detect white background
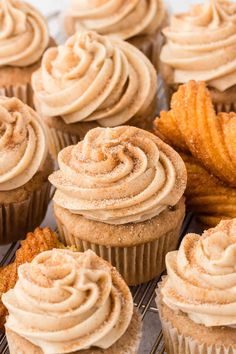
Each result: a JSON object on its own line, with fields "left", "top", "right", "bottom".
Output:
{"left": 28, "top": 0, "right": 236, "bottom": 17}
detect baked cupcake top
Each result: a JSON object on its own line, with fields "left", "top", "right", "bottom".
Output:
{"left": 2, "top": 249, "right": 134, "bottom": 353}
{"left": 0, "top": 0, "right": 49, "bottom": 67}
{"left": 161, "top": 219, "right": 236, "bottom": 327}
{"left": 49, "top": 126, "right": 187, "bottom": 224}
{"left": 0, "top": 97, "right": 47, "bottom": 191}
{"left": 65, "top": 0, "right": 165, "bottom": 39}
{"left": 161, "top": 0, "right": 236, "bottom": 91}
{"left": 32, "top": 31, "right": 157, "bottom": 127}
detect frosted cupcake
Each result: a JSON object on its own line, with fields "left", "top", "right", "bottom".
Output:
{"left": 3, "top": 249, "right": 142, "bottom": 354}
{"left": 157, "top": 219, "right": 236, "bottom": 354}
{"left": 160, "top": 0, "right": 236, "bottom": 112}
{"left": 32, "top": 31, "right": 158, "bottom": 159}
{"left": 0, "top": 0, "right": 53, "bottom": 107}
{"left": 49, "top": 126, "right": 187, "bottom": 285}
{"left": 0, "top": 97, "right": 53, "bottom": 244}
{"left": 64, "top": 0, "right": 166, "bottom": 70}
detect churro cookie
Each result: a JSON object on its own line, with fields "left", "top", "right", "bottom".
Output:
{"left": 154, "top": 80, "right": 236, "bottom": 227}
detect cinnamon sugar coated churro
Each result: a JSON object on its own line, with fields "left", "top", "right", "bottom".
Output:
{"left": 154, "top": 81, "right": 236, "bottom": 226}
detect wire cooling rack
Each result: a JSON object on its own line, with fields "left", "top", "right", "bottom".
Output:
{"left": 0, "top": 10, "right": 205, "bottom": 354}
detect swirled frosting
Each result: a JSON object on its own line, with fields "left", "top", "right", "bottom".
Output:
{"left": 0, "top": 97, "right": 47, "bottom": 191}
{"left": 0, "top": 0, "right": 49, "bottom": 67}
{"left": 2, "top": 249, "right": 133, "bottom": 353}
{"left": 32, "top": 31, "right": 157, "bottom": 126}
{"left": 161, "top": 219, "right": 236, "bottom": 327}
{"left": 161, "top": 0, "right": 236, "bottom": 91}
{"left": 49, "top": 126, "right": 186, "bottom": 224}
{"left": 65, "top": 0, "right": 165, "bottom": 39}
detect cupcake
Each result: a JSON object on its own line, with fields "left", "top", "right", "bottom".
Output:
{"left": 3, "top": 249, "right": 142, "bottom": 353}
{"left": 160, "top": 0, "right": 236, "bottom": 112}
{"left": 154, "top": 80, "right": 236, "bottom": 227}
{"left": 157, "top": 219, "right": 236, "bottom": 354}
{"left": 0, "top": 97, "right": 53, "bottom": 244}
{"left": 64, "top": 0, "right": 167, "bottom": 71}
{"left": 0, "top": 0, "right": 53, "bottom": 107}
{"left": 49, "top": 126, "right": 187, "bottom": 285}
{"left": 32, "top": 31, "right": 158, "bottom": 159}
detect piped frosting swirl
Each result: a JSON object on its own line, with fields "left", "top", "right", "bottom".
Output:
{"left": 32, "top": 31, "right": 157, "bottom": 126}
{"left": 0, "top": 0, "right": 49, "bottom": 67}
{"left": 161, "top": 0, "right": 236, "bottom": 91}
{"left": 49, "top": 126, "right": 187, "bottom": 225}
{"left": 2, "top": 249, "right": 133, "bottom": 353}
{"left": 162, "top": 219, "right": 236, "bottom": 327}
{"left": 0, "top": 97, "right": 47, "bottom": 191}
{"left": 66, "top": 0, "right": 165, "bottom": 39}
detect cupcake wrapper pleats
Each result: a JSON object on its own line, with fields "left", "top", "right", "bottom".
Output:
{"left": 56, "top": 216, "right": 184, "bottom": 286}
{"left": 159, "top": 317, "right": 234, "bottom": 354}
{"left": 156, "top": 284, "right": 234, "bottom": 354}
{"left": 0, "top": 83, "right": 34, "bottom": 108}
{"left": 44, "top": 124, "right": 80, "bottom": 160}
{"left": 43, "top": 97, "right": 157, "bottom": 160}
{"left": 0, "top": 181, "right": 51, "bottom": 244}
{"left": 214, "top": 101, "right": 236, "bottom": 113}
{"left": 130, "top": 30, "right": 164, "bottom": 71}
{"left": 163, "top": 82, "right": 236, "bottom": 114}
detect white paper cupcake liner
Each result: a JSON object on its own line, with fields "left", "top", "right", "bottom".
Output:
{"left": 213, "top": 101, "right": 236, "bottom": 113}
{"left": 156, "top": 281, "right": 236, "bottom": 354}
{"left": 0, "top": 83, "right": 34, "bottom": 108}
{"left": 160, "top": 318, "right": 235, "bottom": 354}
{"left": 130, "top": 30, "right": 164, "bottom": 71}
{"left": 43, "top": 124, "right": 80, "bottom": 159}
{"left": 43, "top": 99, "right": 157, "bottom": 160}
{"left": 162, "top": 81, "right": 236, "bottom": 115}
{"left": 0, "top": 181, "right": 51, "bottom": 244}
{"left": 56, "top": 216, "right": 183, "bottom": 286}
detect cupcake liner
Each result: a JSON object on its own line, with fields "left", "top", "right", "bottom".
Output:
{"left": 43, "top": 99, "right": 157, "bottom": 159}
{"left": 129, "top": 96, "right": 157, "bottom": 131}
{"left": 0, "top": 83, "right": 34, "bottom": 108}
{"left": 160, "top": 316, "right": 234, "bottom": 354}
{"left": 162, "top": 80, "right": 236, "bottom": 115}
{"left": 130, "top": 30, "right": 164, "bottom": 71}
{"left": 160, "top": 81, "right": 177, "bottom": 111}
{"left": 213, "top": 101, "right": 236, "bottom": 114}
{"left": 156, "top": 282, "right": 235, "bottom": 354}
{"left": 64, "top": 14, "right": 163, "bottom": 72}
{"left": 43, "top": 123, "right": 80, "bottom": 159}
{"left": 56, "top": 216, "right": 183, "bottom": 286}
{"left": 208, "top": 86, "right": 236, "bottom": 113}
{"left": 164, "top": 85, "right": 236, "bottom": 114}
{"left": 0, "top": 181, "right": 51, "bottom": 245}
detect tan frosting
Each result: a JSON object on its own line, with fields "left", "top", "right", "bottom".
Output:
{"left": 0, "top": 97, "right": 47, "bottom": 191}
{"left": 66, "top": 0, "right": 165, "bottom": 39}
{"left": 49, "top": 126, "right": 186, "bottom": 225}
{"left": 2, "top": 249, "right": 133, "bottom": 353}
{"left": 161, "top": 0, "right": 236, "bottom": 91}
{"left": 161, "top": 219, "right": 236, "bottom": 327}
{"left": 0, "top": 0, "right": 49, "bottom": 67}
{"left": 32, "top": 31, "right": 157, "bottom": 126}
